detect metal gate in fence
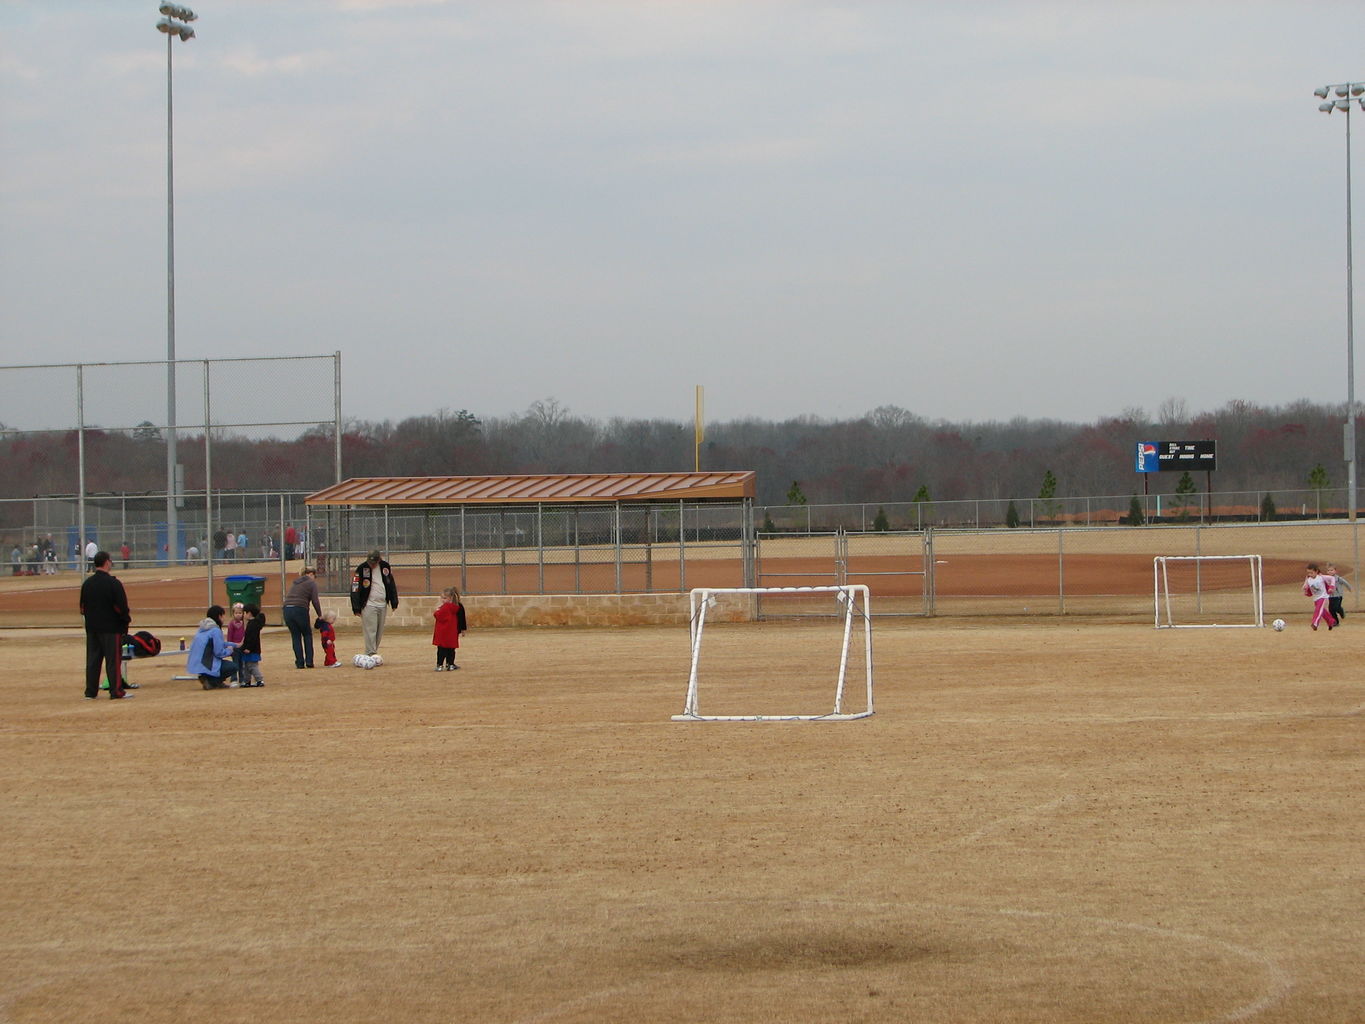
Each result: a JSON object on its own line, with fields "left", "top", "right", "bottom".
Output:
{"left": 755, "top": 527, "right": 930, "bottom": 617}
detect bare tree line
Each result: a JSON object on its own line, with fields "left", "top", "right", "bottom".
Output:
{"left": 0, "top": 396, "right": 1351, "bottom": 508}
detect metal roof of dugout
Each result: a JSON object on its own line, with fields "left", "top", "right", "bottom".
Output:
{"left": 304, "top": 472, "right": 759, "bottom": 594}
{"left": 305, "top": 471, "right": 757, "bottom": 506}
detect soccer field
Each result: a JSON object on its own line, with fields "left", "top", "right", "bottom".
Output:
{"left": 2, "top": 619, "right": 1361, "bottom": 1023}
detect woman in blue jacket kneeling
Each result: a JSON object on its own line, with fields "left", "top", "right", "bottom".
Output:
{"left": 187, "top": 605, "right": 240, "bottom": 690}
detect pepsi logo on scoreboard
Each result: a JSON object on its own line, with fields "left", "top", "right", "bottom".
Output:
{"left": 1135, "top": 440, "right": 1216, "bottom": 473}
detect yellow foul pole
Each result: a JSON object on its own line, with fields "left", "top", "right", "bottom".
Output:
{"left": 694, "top": 385, "right": 704, "bottom": 472}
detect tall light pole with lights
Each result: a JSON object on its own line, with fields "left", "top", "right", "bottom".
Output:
{"left": 156, "top": 3, "right": 195, "bottom": 563}
{"left": 1315, "top": 80, "right": 1365, "bottom": 522}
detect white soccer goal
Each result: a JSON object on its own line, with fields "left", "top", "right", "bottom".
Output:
{"left": 1153, "top": 555, "right": 1264, "bottom": 629}
{"left": 672, "top": 585, "right": 875, "bottom": 722}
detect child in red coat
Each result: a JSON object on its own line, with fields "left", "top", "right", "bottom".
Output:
{"left": 432, "top": 587, "right": 468, "bottom": 671}
{"left": 317, "top": 609, "right": 339, "bottom": 666}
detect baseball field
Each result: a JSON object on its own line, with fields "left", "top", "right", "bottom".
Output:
{"left": 2, "top": 607, "right": 1360, "bottom": 1022}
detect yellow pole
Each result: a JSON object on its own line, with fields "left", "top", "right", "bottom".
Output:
{"left": 694, "top": 385, "right": 704, "bottom": 472}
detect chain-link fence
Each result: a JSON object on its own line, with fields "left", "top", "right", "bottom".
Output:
{"left": 760, "top": 488, "right": 1355, "bottom": 532}
{"left": 310, "top": 501, "right": 755, "bottom": 599}
{"left": 0, "top": 355, "right": 341, "bottom": 566}
{"left": 750, "top": 520, "right": 1359, "bottom": 621}
{"left": 2, "top": 481, "right": 1359, "bottom": 626}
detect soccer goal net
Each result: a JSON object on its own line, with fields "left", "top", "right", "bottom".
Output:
{"left": 672, "top": 585, "right": 875, "bottom": 722}
{"left": 1153, "top": 555, "right": 1264, "bottom": 629}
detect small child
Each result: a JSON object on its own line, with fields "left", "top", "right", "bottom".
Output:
{"left": 432, "top": 587, "right": 468, "bottom": 671}
{"left": 224, "top": 603, "right": 247, "bottom": 683}
{"left": 1324, "top": 563, "right": 1351, "bottom": 625}
{"left": 1303, "top": 564, "right": 1338, "bottom": 632}
{"left": 238, "top": 604, "right": 267, "bottom": 686}
{"left": 318, "top": 609, "right": 339, "bottom": 667}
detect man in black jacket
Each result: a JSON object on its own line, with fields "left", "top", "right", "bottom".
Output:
{"left": 350, "top": 549, "right": 399, "bottom": 657}
{"left": 80, "top": 551, "right": 132, "bottom": 700}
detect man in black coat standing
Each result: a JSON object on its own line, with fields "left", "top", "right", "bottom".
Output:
{"left": 80, "top": 551, "right": 132, "bottom": 700}
{"left": 350, "top": 549, "right": 399, "bottom": 658}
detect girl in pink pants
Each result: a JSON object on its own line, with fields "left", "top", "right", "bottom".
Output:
{"left": 1304, "top": 564, "right": 1338, "bottom": 631}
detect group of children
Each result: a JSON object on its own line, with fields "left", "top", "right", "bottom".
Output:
{"left": 190, "top": 589, "right": 470, "bottom": 688}
{"left": 1304, "top": 562, "right": 1351, "bottom": 631}
{"left": 187, "top": 602, "right": 266, "bottom": 689}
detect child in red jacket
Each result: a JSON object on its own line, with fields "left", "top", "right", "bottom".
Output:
{"left": 432, "top": 587, "right": 468, "bottom": 671}
{"left": 317, "top": 609, "right": 339, "bottom": 666}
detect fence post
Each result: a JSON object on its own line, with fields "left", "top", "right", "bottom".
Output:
{"left": 924, "top": 527, "right": 935, "bottom": 616}
{"left": 614, "top": 503, "right": 623, "bottom": 593}
{"left": 1058, "top": 528, "right": 1065, "bottom": 615}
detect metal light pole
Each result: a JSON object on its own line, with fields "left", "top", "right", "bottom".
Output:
{"left": 157, "top": 3, "right": 196, "bottom": 564}
{"left": 1316, "top": 80, "right": 1365, "bottom": 522}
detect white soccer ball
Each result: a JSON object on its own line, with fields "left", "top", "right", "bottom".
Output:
{"left": 1272, "top": 618, "right": 1286, "bottom": 632}
{"left": 353, "top": 653, "right": 368, "bottom": 667}
{"left": 370, "top": 654, "right": 383, "bottom": 667}
{"left": 363, "top": 655, "right": 378, "bottom": 669}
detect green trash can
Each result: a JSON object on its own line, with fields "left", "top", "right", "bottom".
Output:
{"left": 224, "top": 574, "right": 266, "bottom": 608}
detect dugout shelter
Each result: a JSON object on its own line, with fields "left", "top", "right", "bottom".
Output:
{"left": 304, "top": 471, "right": 758, "bottom": 597}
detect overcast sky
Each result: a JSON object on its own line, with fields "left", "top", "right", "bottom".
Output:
{"left": 3, "top": 1, "right": 1364, "bottom": 433}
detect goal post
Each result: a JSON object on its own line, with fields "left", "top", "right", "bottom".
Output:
{"left": 1153, "top": 555, "right": 1264, "bottom": 629}
{"left": 672, "top": 585, "right": 875, "bottom": 722}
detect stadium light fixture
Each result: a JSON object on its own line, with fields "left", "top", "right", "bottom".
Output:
{"left": 157, "top": 3, "right": 197, "bottom": 564}
{"left": 1315, "top": 80, "right": 1365, "bottom": 524}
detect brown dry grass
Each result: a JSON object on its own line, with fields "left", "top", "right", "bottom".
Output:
{"left": 2, "top": 617, "right": 1362, "bottom": 1023}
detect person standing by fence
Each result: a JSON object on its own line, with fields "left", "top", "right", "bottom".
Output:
{"left": 80, "top": 551, "right": 131, "bottom": 700}
{"left": 283, "top": 566, "right": 322, "bottom": 668}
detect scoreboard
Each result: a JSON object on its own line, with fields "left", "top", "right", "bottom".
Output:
{"left": 1135, "top": 440, "right": 1217, "bottom": 473}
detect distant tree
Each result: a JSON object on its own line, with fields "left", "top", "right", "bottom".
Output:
{"left": 1038, "top": 469, "right": 1060, "bottom": 520}
{"left": 866, "top": 405, "right": 919, "bottom": 430}
{"left": 786, "top": 481, "right": 807, "bottom": 506}
{"left": 1005, "top": 500, "right": 1020, "bottom": 529}
{"left": 873, "top": 507, "right": 890, "bottom": 532}
{"left": 1308, "top": 463, "right": 1330, "bottom": 516}
{"left": 133, "top": 421, "right": 162, "bottom": 441}
{"left": 527, "top": 397, "right": 568, "bottom": 429}
{"left": 1126, "top": 495, "right": 1146, "bottom": 526}
{"left": 1260, "top": 493, "right": 1277, "bottom": 522}
{"left": 1158, "top": 396, "right": 1189, "bottom": 429}
{"left": 912, "top": 484, "right": 930, "bottom": 503}
{"left": 1174, "top": 471, "right": 1198, "bottom": 520}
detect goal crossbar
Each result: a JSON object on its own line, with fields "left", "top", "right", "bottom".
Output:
{"left": 672, "top": 585, "right": 875, "bottom": 722}
{"left": 1153, "top": 554, "right": 1264, "bottom": 629}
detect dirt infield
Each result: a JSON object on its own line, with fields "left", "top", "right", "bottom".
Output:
{"left": 2, "top": 618, "right": 1361, "bottom": 1022}
{"left": 0, "top": 552, "right": 1313, "bottom": 628}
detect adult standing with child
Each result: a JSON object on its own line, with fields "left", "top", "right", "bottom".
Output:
{"left": 351, "top": 549, "right": 399, "bottom": 658}
{"left": 283, "top": 565, "right": 323, "bottom": 668}
{"left": 80, "top": 551, "right": 132, "bottom": 700}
